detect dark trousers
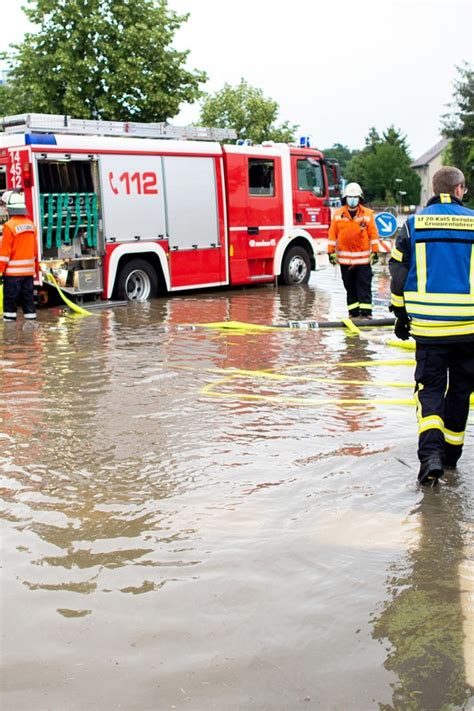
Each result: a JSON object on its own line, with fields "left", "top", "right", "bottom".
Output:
{"left": 415, "top": 342, "right": 474, "bottom": 465}
{"left": 340, "top": 264, "right": 373, "bottom": 317}
{"left": 2, "top": 276, "right": 36, "bottom": 321}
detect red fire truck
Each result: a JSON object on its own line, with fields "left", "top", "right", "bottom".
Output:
{"left": 0, "top": 113, "right": 340, "bottom": 303}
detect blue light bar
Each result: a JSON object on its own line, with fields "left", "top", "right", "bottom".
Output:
{"left": 25, "top": 133, "right": 57, "bottom": 145}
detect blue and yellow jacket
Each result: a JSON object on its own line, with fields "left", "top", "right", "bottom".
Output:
{"left": 389, "top": 194, "right": 474, "bottom": 343}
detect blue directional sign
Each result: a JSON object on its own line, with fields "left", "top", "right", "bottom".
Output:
{"left": 375, "top": 212, "right": 398, "bottom": 238}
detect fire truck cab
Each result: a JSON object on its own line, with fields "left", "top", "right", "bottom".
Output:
{"left": 0, "top": 114, "right": 340, "bottom": 303}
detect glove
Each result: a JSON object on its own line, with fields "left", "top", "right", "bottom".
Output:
{"left": 328, "top": 253, "right": 337, "bottom": 266}
{"left": 370, "top": 253, "right": 379, "bottom": 265}
{"left": 389, "top": 304, "right": 407, "bottom": 317}
{"left": 394, "top": 315, "right": 411, "bottom": 340}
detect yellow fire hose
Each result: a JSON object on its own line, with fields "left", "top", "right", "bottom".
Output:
{"left": 199, "top": 319, "right": 416, "bottom": 350}
{"left": 42, "top": 272, "right": 93, "bottom": 316}
{"left": 1, "top": 274, "right": 93, "bottom": 317}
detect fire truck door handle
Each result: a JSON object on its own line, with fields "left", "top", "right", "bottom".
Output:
{"left": 295, "top": 212, "right": 304, "bottom": 223}
{"left": 247, "top": 227, "right": 259, "bottom": 235}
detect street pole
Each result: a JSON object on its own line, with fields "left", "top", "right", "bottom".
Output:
{"left": 395, "top": 178, "right": 403, "bottom": 213}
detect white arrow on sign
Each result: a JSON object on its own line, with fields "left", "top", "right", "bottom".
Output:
{"left": 377, "top": 217, "right": 394, "bottom": 233}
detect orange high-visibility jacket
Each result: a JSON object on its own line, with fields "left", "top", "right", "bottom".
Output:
{"left": 0, "top": 216, "right": 39, "bottom": 277}
{"left": 328, "top": 204, "right": 379, "bottom": 265}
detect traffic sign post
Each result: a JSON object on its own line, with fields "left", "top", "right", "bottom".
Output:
{"left": 375, "top": 211, "right": 398, "bottom": 238}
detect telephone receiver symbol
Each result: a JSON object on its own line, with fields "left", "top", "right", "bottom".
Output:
{"left": 108, "top": 171, "right": 119, "bottom": 195}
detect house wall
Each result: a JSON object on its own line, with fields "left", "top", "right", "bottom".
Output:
{"left": 413, "top": 151, "right": 446, "bottom": 207}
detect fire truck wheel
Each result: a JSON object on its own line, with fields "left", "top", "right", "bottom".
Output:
{"left": 116, "top": 259, "right": 159, "bottom": 301}
{"left": 281, "top": 246, "right": 311, "bottom": 285}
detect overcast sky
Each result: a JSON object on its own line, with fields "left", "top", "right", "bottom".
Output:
{"left": 1, "top": 0, "right": 472, "bottom": 159}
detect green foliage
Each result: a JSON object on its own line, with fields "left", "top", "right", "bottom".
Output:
{"left": 345, "top": 125, "right": 420, "bottom": 205}
{"left": 441, "top": 62, "right": 473, "bottom": 205}
{"left": 382, "top": 125, "right": 410, "bottom": 152}
{"left": 0, "top": 83, "right": 17, "bottom": 117}
{"left": 199, "top": 79, "right": 298, "bottom": 144}
{"left": 364, "top": 126, "right": 381, "bottom": 153}
{"left": 320, "top": 143, "right": 358, "bottom": 175}
{"left": 0, "top": 0, "right": 207, "bottom": 121}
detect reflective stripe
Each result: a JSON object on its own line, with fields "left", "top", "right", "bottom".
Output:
{"left": 338, "top": 258, "right": 370, "bottom": 265}
{"left": 444, "top": 428, "right": 465, "bottom": 445}
{"left": 327, "top": 240, "right": 336, "bottom": 246}
{"left": 412, "top": 318, "right": 473, "bottom": 326}
{"left": 391, "top": 293, "right": 405, "bottom": 307}
{"left": 418, "top": 415, "right": 444, "bottom": 434}
{"left": 415, "top": 243, "right": 427, "bottom": 293}
{"left": 3, "top": 312, "right": 17, "bottom": 318}
{"left": 405, "top": 304, "right": 474, "bottom": 317}
{"left": 4, "top": 269, "right": 36, "bottom": 276}
{"left": 414, "top": 388, "right": 422, "bottom": 423}
{"left": 8, "top": 259, "right": 35, "bottom": 266}
{"left": 404, "top": 291, "right": 474, "bottom": 304}
{"left": 411, "top": 321, "right": 474, "bottom": 337}
{"left": 370, "top": 239, "right": 379, "bottom": 245}
{"left": 338, "top": 250, "right": 370, "bottom": 257}
{"left": 471, "top": 245, "right": 474, "bottom": 295}
{"left": 348, "top": 302, "right": 360, "bottom": 310}
{"left": 24, "top": 313, "right": 37, "bottom": 320}
{"left": 359, "top": 303, "right": 372, "bottom": 309}
{"left": 391, "top": 247, "right": 403, "bottom": 262}
{"left": 0, "top": 256, "right": 9, "bottom": 263}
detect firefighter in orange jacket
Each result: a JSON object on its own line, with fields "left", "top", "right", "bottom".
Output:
{"left": 0, "top": 190, "right": 39, "bottom": 322}
{"left": 328, "top": 182, "right": 380, "bottom": 318}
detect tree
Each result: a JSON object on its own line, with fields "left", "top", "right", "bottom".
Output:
{"left": 364, "top": 127, "right": 381, "bottom": 153}
{"left": 382, "top": 125, "right": 410, "bottom": 153}
{"left": 199, "top": 79, "right": 298, "bottom": 144}
{"left": 345, "top": 126, "right": 421, "bottom": 205}
{"left": 0, "top": 83, "right": 17, "bottom": 117}
{"left": 320, "top": 143, "right": 358, "bottom": 176}
{"left": 441, "top": 62, "right": 473, "bottom": 204}
{"left": 0, "top": 0, "right": 207, "bottom": 122}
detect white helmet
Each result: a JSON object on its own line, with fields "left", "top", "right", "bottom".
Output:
{"left": 1, "top": 189, "right": 27, "bottom": 216}
{"left": 342, "top": 182, "right": 363, "bottom": 199}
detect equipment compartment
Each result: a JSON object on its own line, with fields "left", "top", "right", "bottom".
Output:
{"left": 37, "top": 157, "right": 104, "bottom": 298}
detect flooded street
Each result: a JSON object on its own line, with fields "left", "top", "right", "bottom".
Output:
{"left": 1, "top": 265, "right": 473, "bottom": 711}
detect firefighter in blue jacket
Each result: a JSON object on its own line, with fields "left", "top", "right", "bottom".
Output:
{"left": 389, "top": 166, "right": 474, "bottom": 486}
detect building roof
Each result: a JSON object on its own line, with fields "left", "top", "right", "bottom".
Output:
{"left": 411, "top": 138, "right": 450, "bottom": 168}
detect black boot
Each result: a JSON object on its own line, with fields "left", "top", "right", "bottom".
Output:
{"left": 418, "top": 456, "right": 444, "bottom": 487}
{"left": 444, "top": 457, "right": 459, "bottom": 470}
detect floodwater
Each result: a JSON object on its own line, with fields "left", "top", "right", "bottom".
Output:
{"left": 1, "top": 266, "right": 473, "bottom": 711}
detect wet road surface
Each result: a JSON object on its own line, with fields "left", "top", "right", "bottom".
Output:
{"left": 1, "top": 265, "right": 473, "bottom": 710}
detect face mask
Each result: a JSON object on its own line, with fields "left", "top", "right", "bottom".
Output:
{"left": 346, "top": 197, "right": 359, "bottom": 208}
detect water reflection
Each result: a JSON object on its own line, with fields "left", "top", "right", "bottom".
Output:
{"left": 372, "top": 474, "right": 474, "bottom": 709}
{"left": 1, "top": 270, "right": 472, "bottom": 709}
